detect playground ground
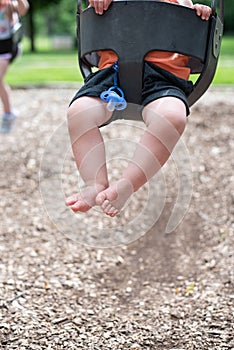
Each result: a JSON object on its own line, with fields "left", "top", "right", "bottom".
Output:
{"left": 0, "top": 86, "right": 233, "bottom": 349}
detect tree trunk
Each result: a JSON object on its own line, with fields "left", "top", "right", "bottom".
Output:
{"left": 28, "top": 1, "right": 36, "bottom": 52}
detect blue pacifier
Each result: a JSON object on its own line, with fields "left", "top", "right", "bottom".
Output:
{"left": 100, "top": 86, "right": 127, "bottom": 112}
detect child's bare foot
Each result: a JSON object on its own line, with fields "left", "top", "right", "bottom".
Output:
{"left": 66, "top": 184, "right": 107, "bottom": 212}
{"left": 95, "top": 179, "right": 134, "bottom": 217}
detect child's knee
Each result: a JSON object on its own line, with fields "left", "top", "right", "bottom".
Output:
{"left": 67, "top": 96, "right": 110, "bottom": 127}
{"left": 67, "top": 98, "right": 96, "bottom": 138}
{"left": 143, "top": 99, "right": 187, "bottom": 135}
{"left": 165, "top": 110, "right": 187, "bottom": 135}
{"left": 67, "top": 98, "right": 93, "bottom": 139}
{"left": 67, "top": 96, "right": 113, "bottom": 140}
{"left": 67, "top": 104, "right": 75, "bottom": 121}
{"left": 67, "top": 98, "right": 86, "bottom": 122}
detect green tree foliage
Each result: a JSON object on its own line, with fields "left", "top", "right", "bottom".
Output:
{"left": 221, "top": 0, "right": 234, "bottom": 34}
{"left": 28, "top": 0, "right": 62, "bottom": 10}
{"left": 27, "top": 0, "right": 63, "bottom": 51}
{"left": 35, "top": 0, "right": 77, "bottom": 37}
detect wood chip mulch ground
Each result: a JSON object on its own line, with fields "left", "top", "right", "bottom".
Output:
{"left": 0, "top": 86, "right": 233, "bottom": 349}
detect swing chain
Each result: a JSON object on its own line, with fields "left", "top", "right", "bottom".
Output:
{"left": 211, "top": 0, "right": 224, "bottom": 22}
{"left": 211, "top": 0, "right": 216, "bottom": 16}
{"left": 77, "top": 0, "right": 89, "bottom": 14}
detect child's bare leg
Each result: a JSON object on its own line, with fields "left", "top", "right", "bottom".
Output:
{"left": 96, "top": 97, "right": 187, "bottom": 216}
{"left": 66, "top": 96, "right": 112, "bottom": 212}
{"left": 0, "top": 59, "right": 11, "bottom": 113}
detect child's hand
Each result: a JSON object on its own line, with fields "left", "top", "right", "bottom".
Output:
{"left": 193, "top": 4, "right": 212, "bottom": 20}
{"left": 89, "top": 0, "right": 113, "bottom": 15}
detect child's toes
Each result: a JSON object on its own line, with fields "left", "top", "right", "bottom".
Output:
{"left": 96, "top": 192, "right": 107, "bottom": 206}
{"left": 65, "top": 195, "right": 79, "bottom": 206}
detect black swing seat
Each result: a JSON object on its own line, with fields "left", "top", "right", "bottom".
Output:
{"left": 77, "top": 0, "right": 224, "bottom": 111}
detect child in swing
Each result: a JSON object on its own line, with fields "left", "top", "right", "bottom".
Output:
{"left": 0, "top": 0, "right": 29, "bottom": 134}
{"left": 66, "top": 0, "right": 211, "bottom": 217}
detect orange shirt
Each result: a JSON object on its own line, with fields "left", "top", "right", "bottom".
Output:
{"left": 98, "top": 0, "right": 191, "bottom": 80}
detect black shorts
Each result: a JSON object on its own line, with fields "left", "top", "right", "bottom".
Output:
{"left": 70, "top": 61, "right": 194, "bottom": 118}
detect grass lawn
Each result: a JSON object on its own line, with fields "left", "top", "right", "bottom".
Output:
{"left": 6, "top": 36, "right": 234, "bottom": 87}
{"left": 212, "top": 36, "right": 234, "bottom": 84}
{"left": 6, "top": 37, "right": 83, "bottom": 86}
{"left": 7, "top": 51, "right": 82, "bottom": 85}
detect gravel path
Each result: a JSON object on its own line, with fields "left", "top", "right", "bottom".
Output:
{"left": 0, "top": 86, "right": 233, "bottom": 349}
